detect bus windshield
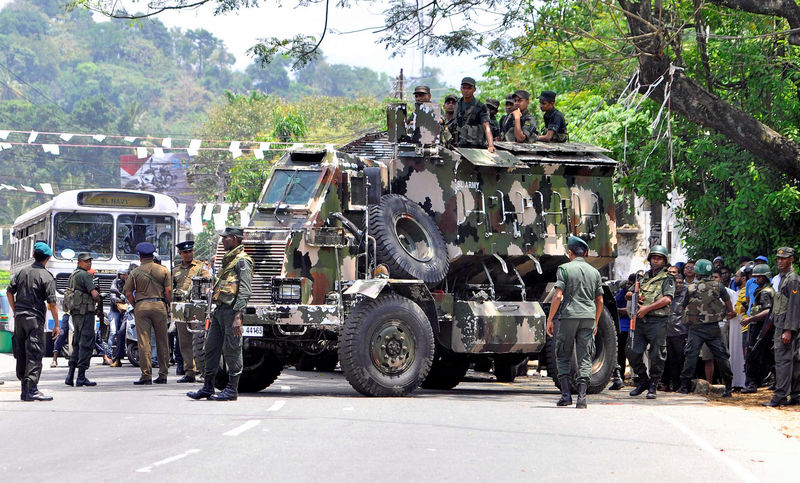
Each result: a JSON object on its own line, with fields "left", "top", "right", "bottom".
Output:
{"left": 54, "top": 213, "right": 114, "bottom": 260}
{"left": 260, "top": 170, "right": 321, "bottom": 206}
{"left": 117, "top": 215, "right": 175, "bottom": 261}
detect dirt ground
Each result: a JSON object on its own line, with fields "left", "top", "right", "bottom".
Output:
{"left": 707, "top": 388, "right": 800, "bottom": 440}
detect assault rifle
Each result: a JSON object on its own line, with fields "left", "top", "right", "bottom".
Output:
{"left": 629, "top": 272, "right": 642, "bottom": 331}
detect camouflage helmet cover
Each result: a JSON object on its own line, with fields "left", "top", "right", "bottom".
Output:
{"left": 647, "top": 245, "right": 669, "bottom": 263}
{"left": 694, "top": 258, "right": 713, "bottom": 276}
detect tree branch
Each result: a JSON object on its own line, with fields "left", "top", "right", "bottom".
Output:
{"left": 708, "top": 0, "right": 800, "bottom": 44}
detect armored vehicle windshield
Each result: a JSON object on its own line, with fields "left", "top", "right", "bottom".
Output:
{"left": 260, "top": 169, "right": 323, "bottom": 207}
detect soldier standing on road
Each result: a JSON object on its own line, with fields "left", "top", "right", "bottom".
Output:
{"left": 454, "top": 77, "right": 495, "bottom": 152}
{"left": 188, "top": 227, "right": 253, "bottom": 402}
{"left": 502, "top": 90, "right": 538, "bottom": 143}
{"left": 740, "top": 263, "right": 775, "bottom": 394}
{"left": 626, "top": 245, "right": 675, "bottom": 399}
{"left": 537, "top": 91, "right": 569, "bottom": 143}
{"left": 64, "top": 252, "right": 101, "bottom": 388}
{"left": 7, "top": 242, "right": 59, "bottom": 401}
{"left": 485, "top": 98, "right": 501, "bottom": 140}
{"left": 676, "top": 259, "right": 735, "bottom": 397}
{"left": 172, "top": 240, "right": 210, "bottom": 383}
{"left": 124, "top": 242, "right": 172, "bottom": 385}
{"left": 763, "top": 247, "right": 800, "bottom": 407}
{"left": 546, "top": 236, "right": 604, "bottom": 409}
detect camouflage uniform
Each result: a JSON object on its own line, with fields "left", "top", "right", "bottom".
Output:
{"left": 502, "top": 109, "right": 538, "bottom": 143}
{"left": 173, "top": 258, "right": 209, "bottom": 379}
{"left": 626, "top": 267, "right": 675, "bottom": 386}
{"left": 679, "top": 275, "right": 733, "bottom": 384}
{"left": 454, "top": 97, "right": 490, "bottom": 148}
{"left": 553, "top": 256, "right": 603, "bottom": 384}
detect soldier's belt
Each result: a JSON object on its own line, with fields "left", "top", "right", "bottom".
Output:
{"left": 137, "top": 298, "right": 165, "bottom": 303}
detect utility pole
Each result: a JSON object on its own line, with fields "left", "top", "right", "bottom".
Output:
{"left": 393, "top": 69, "right": 404, "bottom": 99}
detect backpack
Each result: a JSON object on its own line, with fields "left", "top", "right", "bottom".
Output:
{"left": 62, "top": 271, "right": 78, "bottom": 313}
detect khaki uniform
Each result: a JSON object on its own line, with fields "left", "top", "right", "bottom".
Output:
{"left": 124, "top": 260, "right": 171, "bottom": 379}
{"left": 205, "top": 245, "right": 253, "bottom": 379}
{"left": 626, "top": 267, "right": 675, "bottom": 384}
{"left": 173, "top": 259, "right": 209, "bottom": 377}
{"left": 553, "top": 256, "right": 603, "bottom": 384}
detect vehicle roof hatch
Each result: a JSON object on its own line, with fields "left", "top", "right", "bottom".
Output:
{"left": 455, "top": 148, "right": 527, "bottom": 168}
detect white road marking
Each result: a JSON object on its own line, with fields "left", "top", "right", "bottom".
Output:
{"left": 652, "top": 412, "right": 759, "bottom": 483}
{"left": 223, "top": 420, "right": 261, "bottom": 436}
{"left": 343, "top": 407, "right": 354, "bottom": 411}
{"left": 280, "top": 385, "right": 291, "bottom": 392}
{"left": 135, "top": 449, "right": 200, "bottom": 473}
{"left": 267, "top": 401, "right": 286, "bottom": 412}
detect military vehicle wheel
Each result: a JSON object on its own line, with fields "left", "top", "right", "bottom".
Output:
{"left": 339, "top": 294, "right": 434, "bottom": 396}
{"left": 421, "top": 348, "right": 469, "bottom": 390}
{"left": 126, "top": 342, "right": 140, "bottom": 368}
{"left": 215, "top": 351, "right": 283, "bottom": 393}
{"left": 370, "top": 194, "right": 449, "bottom": 285}
{"left": 546, "top": 307, "right": 616, "bottom": 394}
{"left": 493, "top": 354, "right": 528, "bottom": 383}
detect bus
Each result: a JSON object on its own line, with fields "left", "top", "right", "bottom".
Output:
{"left": 10, "top": 189, "right": 180, "bottom": 334}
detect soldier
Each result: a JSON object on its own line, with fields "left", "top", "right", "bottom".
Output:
{"left": 454, "top": 77, "right": 495, "bottom": 152}
{"left": 172, "top": 240, "right": 210, "bottom": 383}
{"left": 626, "top": 245, "right": 675, "bottom": 399}
{"left": 441, "top": 94, "right": 458, "bottom": 147}
{"left": 64, "top": 252, "right": 101, "bottom": 388}
{"left": 124, "top": 242, "right": 172, "bottom": 385}
{"left": 188, "top": 227, "right": 253, "bottom": 401}
{"left": 537, "top": 90, "right": 569, "bottom": 142}
{"left": 502, "top": 89, "right": 538, "bottom": 143}
{"left": 676, "top": 259, "right": 735, "bottom": 397}
{"left": 740, "top": 263, "right": 775, "bottom": 393}
{"left": 413, "top": 85, "right": 431, "bottom": 103}
{"left": 546, "top": 236, "right": 603, "bottom": 409}
{"left": 7, "top": 242, "right": 59, "bottom": 401}
{"left": 763, "top": 247, "right": 800, "bottom": 407}
{"left": 485, "top": 98, "right": 501, "bottom": 140}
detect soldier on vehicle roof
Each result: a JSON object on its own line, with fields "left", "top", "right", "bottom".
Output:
{"left": 537, "top": 90, "right": 569, "bottom": 143}
{"left": 484, "top": 98, "right": 501, "bottom": 141}
{"left": 441, "top": 94, "right": 458, "bottom": 147}
{"left": 546, "top": 236, "right": 604, "bottom": 409}
{"left": 502, "top": 89, "right": 538, "bottom": 143}
{"left": 413, "top": 85, "right": 431, "bottom": 103}
{"left": 454, "top": 77, "right": 495, "bottom": 152}
{"left": 173, "top": 240, "right": 210, "bottom": 383}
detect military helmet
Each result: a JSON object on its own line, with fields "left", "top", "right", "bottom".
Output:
{"left": 647, "top": 245, "right": 669, "bottom": 263}
{"left": 694, "top": 258, "right": 713, "bottom": 276}
{"left": 752, "top": 264, "right": 771, "bottom": 277}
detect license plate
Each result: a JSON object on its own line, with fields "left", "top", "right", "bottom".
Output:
{"left": 242, "top": 325, "right": 264, "bottom": 337}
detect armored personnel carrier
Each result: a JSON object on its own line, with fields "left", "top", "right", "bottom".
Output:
{"left": 173, "top": 103, "right": 620, "bottom": 396}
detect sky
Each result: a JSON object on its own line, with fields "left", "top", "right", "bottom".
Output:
{"left": 0, "top": 0, "right": 489, "bottom": 88}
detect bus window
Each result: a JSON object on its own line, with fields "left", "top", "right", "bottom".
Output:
{"left": 116, "top": 215, "right": 175, "bottom": 261}
{"left": 54, "top": 213, "right": 114, "bottom": 260}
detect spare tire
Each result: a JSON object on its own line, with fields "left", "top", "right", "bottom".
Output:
{"left": 370, "top": 194, "right": 449, "bottom": 285}
{"left": 546, "top": 307, "right": 617, "bottom": 394}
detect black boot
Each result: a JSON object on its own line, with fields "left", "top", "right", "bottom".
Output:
{"left": 211, "top": 375, "right": 239, "bottom": 401}
{"left": 629, "top": 378, "right": 649, "bottom": 396}
{"left": 26, "top": 385, "right": 53, "bottom": 401}
{"left": 76, "top": 368, "right": 96, "bottom": 387}
{"left": 556, "top": 377, "right": 572, "bottom": 407}
{"left": 64, "top": 364, "right": 76, "bottom": 386}
{"left": 722, "top": 380, "right": 732, "bottom": 398}
{"left": 177, "top": 374, "right": 196, "bottom": 383}
{"left": 20, "top": 379, "right": 28, "bottom": 401}
{"left": 677, "top": 378, "right": 691, "bottom": 394}
{"left": 646, "top": 378, "right": 659, "bottom": 399}
{"left": 187, "top": 375, "right": 215, "bottom": 400}
{"left": 740, "top": 383, "right": 758, "bottom": 394}
{"left": 576, "top": 382, "right": 588, "bottom": 409}
{"left": 609, "top": 368, "right": 625, "bottom": 390}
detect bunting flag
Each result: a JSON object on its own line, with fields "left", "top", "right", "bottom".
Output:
{"left": 202, "top": 203, "right": 214, "bottom": 221}
{"left": 190, "top": 204, "right": 203, "bottom": 235}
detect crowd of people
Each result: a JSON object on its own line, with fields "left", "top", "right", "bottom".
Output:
{"left": 607, "top": 247, "right": 800, "bottom": 407}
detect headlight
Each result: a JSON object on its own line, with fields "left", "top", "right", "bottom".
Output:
{"left": 272, "top": 278, "right": 302, "bottom": 304}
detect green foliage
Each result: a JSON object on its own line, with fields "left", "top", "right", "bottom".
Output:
{"left": 192, "top": 223, "right": 218, "bottom": 262}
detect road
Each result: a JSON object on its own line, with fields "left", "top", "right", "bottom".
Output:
{"left": 1, "top": 355, "right": 798, "bottom": 482}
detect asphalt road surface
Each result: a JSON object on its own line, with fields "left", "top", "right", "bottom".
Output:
{"left": 1, "top": 357, "right": 798, "bottom": 482}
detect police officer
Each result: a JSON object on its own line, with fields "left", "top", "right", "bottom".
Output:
{"left": 626, "top": 245, "right": 675, "bottom": 399}
{"left": 741, "top": 263, "right": 775, "bottom": 393}
{"left": 502, "top": 89, "right": 538, "bottom": 143}
{"left": 485, "top": 98, "right": 501, "bottom": 140}
{"left": 676, "top": 259, "right": 735, "bottom": 397}
{"left": 537, "top": 91, "right": 569, "bottom": 142}
{"left": 454, "top": 77, "right": 495, "bottom": 152}
{"left": 172, "top": 240, "right": 210, "bottom": 383}
{"left": 124, "top": 242, "right": 172, "bottom": 385}
{"left": 763, "top": 247, "right": 800, "bottom": 407}
{"left": 546, "top": 236, "right": 603, "bottom": 408}
{"left": 7, "top": 242, "right": 59, "bottom": 401}
{"left": 188, "top": 227, "right": 253, "bottom": 401}
{"left": 64, "top": 252, "right": 101, "bottom": 388}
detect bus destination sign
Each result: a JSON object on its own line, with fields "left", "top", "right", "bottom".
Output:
{"left": 78, "top": 191, "right": 155, "bottom": 208}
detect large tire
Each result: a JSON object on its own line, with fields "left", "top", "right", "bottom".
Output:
{"left": 421, "top": 348, "right": 469, "bottom": 390}
{"left": 126, "top": 342, "right": 140, "bottom": 368}
{"left": 339, "top": 294, "right": 435, "bottom": 396}
{"left": 214, "top": 350, "right": 283, "bottom": 393}
{"left": 493, "top": 354, "right": 528, "bottom": 383}
{"left": 370, "top": 194, "right": 449, "bottom": 285}
{"left": 546, "top": 307, "right": 617, "bottom": 394}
